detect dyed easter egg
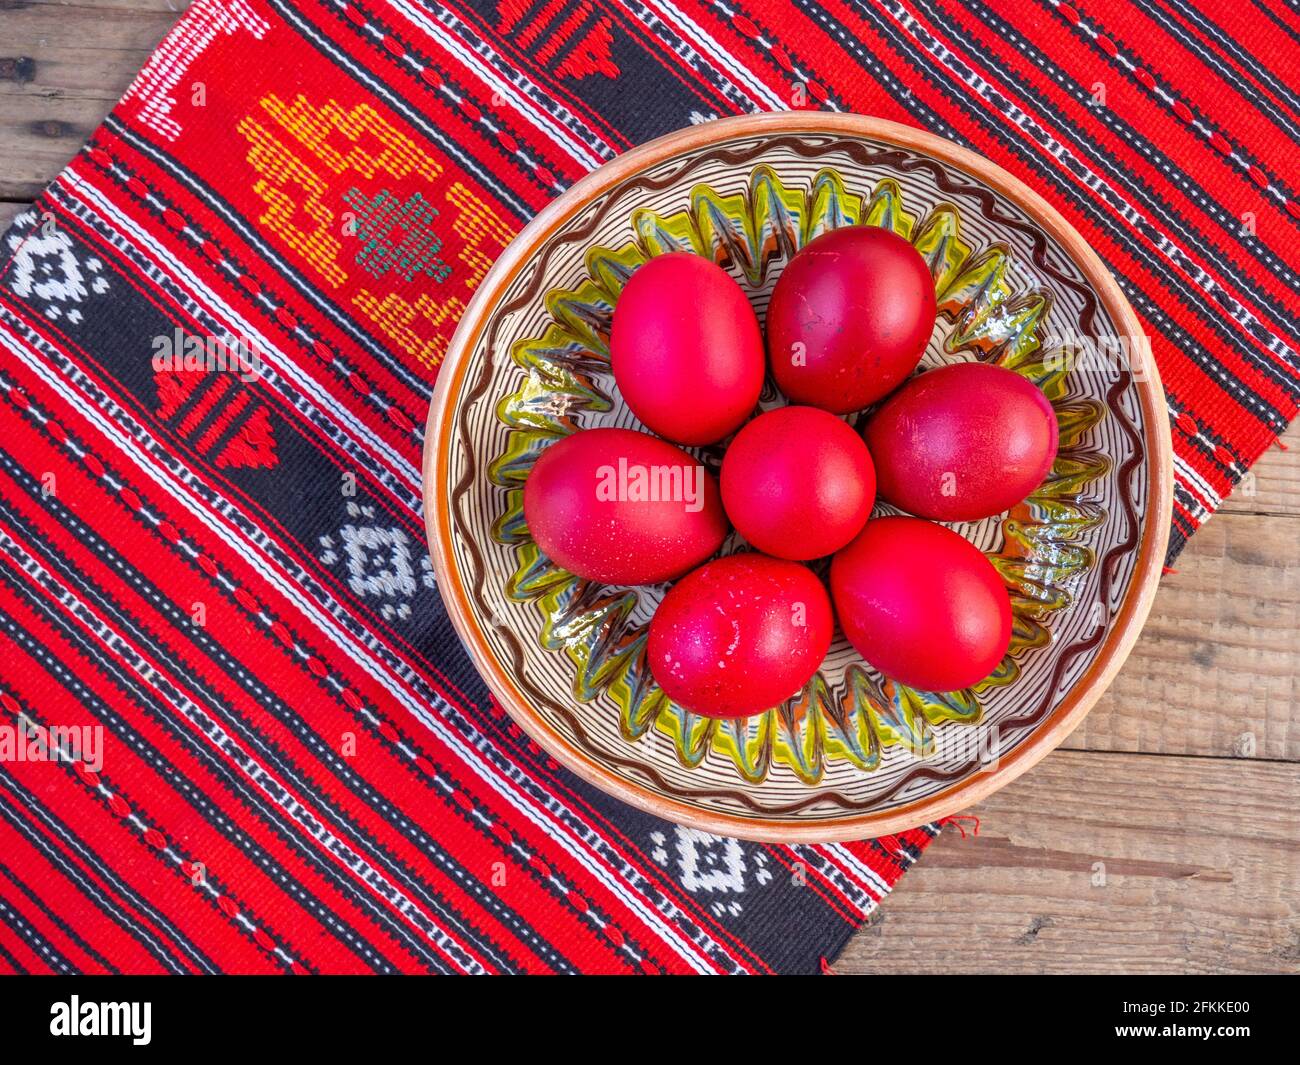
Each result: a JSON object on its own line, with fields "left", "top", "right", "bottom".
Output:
{"left": 610, "top": 252, "right": 764, "bottom": 445}
{"left": 648, "top": 553, "right": 832, "bottom": 718}
{"left": 830, "top": 516, "right": 1012, "bottom": 692}
{"left": 864, "top": 362, "right": 1058, "bottom": 522}
{"left": 524, "top": 427, "right": 728, "bottom": 585}
{"left": 767, "top": 226, "right": 935, "bottom": 414}
{"left": 720, "top": 405, "right": 875, "bottom": 560}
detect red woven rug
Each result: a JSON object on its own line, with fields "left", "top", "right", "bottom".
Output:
{"left": 0, "top": 0, "right": 1295, "bottom": 974}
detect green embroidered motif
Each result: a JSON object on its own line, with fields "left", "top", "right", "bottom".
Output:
{"left": 343, "top": 188, "right": 452, "bottom": 283}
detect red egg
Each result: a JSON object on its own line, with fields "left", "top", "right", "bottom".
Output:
{"left": 648, "top": 553, "right": 833, "bottom": 718}
{"left": 523, "top": 427, "right": 728, "bottom": 585}
{"left": 865, "top": 362, "right": 1059, "bottom": 522}
{"left": 610, "top": 252, "right": 764, "bottom": 445}
{"left": 767, "top": 226, "right": 936, "bottom": 414}
{"left": 720, "top": 405, "right": 875, "bottom": 560}
{"left": 830, "top": 517, "right": 1012, "bottom": 692}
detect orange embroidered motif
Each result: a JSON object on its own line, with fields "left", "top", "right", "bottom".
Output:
{"left": 258, "top": 95, "right": 442, "bottom": 183}
{"left": 238, "top": 92, "right": 514, "bottom": 366}
{"left": 352, "top": 288, "right": 468, "bottom": 370}
{"left": 445, "top": 182, "right": 514, "bottom": 290}
{"left": 238, "top": 115, "right": 348, "bottom": 289}
{"left": 239, "top": 93, "right": 451, "bottom": 289}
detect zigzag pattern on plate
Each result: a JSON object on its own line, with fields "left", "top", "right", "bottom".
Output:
{"left": 488, "top": 165, "right": 1108, "bottom": 784}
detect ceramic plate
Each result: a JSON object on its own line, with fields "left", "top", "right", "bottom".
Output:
{"left": 424, "top": 114, "right": 1172, "bottom": 842}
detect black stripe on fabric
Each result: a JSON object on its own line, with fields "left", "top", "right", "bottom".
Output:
{"left": 0, "top": 934, "right": 28, "bottom": 973}
{"left": 824, "top": 0, "right": 1294, "bottom": 435}
{"left": 954, "top": 0, "right": 1300, "bottom": 310}
{"left": 0, "top": 889, "right": 74, "bottom": 975}
{"left": 867, "top": 0, "right": 1300, "bottom": 398}
{"left": 0, "top": 861, "right": 120, "bottom": 974}
{"left": 1034, "top": 0, "right": 1300, "bottom": 207}
{"left": 1247, "top": 0, "right": 1300, "bottom": 56}
{"left": 1145, "top": 0, "right": 1300, "bottom": 133}
{"left": 0, "top": 371, "right": 580, "bottom": 974}
{"left": 1167, "top": 517, "right": 1192, "bottom": 564}
{"left": 1171, "top": 478, "right": 1210, "bottom": 521}
{"left": 0, "top": 772, "right": 196, "bottom": 974}
{"left": 429, "top": 0, "right": 628, "bottom": 153}
{"left": 0, "top": 547, "right": 448, "bottom": 974}
{"left": 0, "top": 457, "right": 578, "bottom": 975}
{"left": 166, "top": 371, "right": 227, "bottom": 433}
{"left": 0, "top": 515, "right": 524, "bottom": 976}
{"left": 34, "top": 181, "right": 428, "bottom": 529}
{"left": 4, "top": 192, "right": 426, "bottom": 533}
{"left": 201, "top": 391, "right": 261, "bottom": 458}
{"left": 0, "top": 293, "right": 502, "bottom": 838}
{"left": 482, "top": 0, "right": 742, "bottom": 137}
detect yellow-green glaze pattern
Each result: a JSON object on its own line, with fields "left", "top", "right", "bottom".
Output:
{"left": 487, "top": 165, "right": 1108, "bottom": 785}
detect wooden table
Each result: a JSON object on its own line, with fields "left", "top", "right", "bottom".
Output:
{"left": 4, "top": 0, "right": 1296, "bottom": 974}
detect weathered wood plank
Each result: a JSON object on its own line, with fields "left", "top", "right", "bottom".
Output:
{"left": 1221, "top": 423, "right": 1300, "bottom": 517}
{"left": 0, "top": 0, "right": 185, "bottom": 199}
{"left": 840, "top": 749, "right": 1300, "bottom": 974}
{"left": 0, "top": 201, "right": 26, "bottom": 231}
{"left": 1066, "top": 510, "right": 1299, "bottom": 761}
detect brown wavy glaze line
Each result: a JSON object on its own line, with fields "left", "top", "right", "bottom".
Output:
{"left": 449, "top": 133, "right": 1147, "bottom": 817}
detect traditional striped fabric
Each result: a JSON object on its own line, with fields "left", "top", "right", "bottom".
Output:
{"left": 0, "top": 0, "right": 1294, "bottom": 974}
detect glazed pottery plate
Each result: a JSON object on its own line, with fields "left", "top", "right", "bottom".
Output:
{"left": 424, "top": 113, "right": 1172, "bottom": 843}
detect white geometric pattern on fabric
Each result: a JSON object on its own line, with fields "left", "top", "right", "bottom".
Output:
{"left": 319, "top": 501, "right": 436, "bottom": 620}
{"left": 651, "top": 826, "right": 772, "bottom": 917}
{"left": 6, "top": 212, "right": 110, "bottom": 325}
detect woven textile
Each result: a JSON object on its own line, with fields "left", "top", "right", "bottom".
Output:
{"left": 0, "top": 0, "right": 1295, "bottom": 973}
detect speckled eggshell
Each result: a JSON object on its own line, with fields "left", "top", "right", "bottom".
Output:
{"left": 647, "top": 553, "right": 833, "bottom": 718}
{"left": 864, "top": 361, "right": 1059, "bottom": 522}
{"left": 830, "top": 516, "right": 1012, "bottom": 692}
{"left": 523, "top": 427, "right": 729, "bottom": 585}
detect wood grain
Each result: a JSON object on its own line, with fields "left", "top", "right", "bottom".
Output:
{"left": 839, "top": 750, "right": 1300, "bottom": 974}
{"left": 1066, "top": 509, "right": 1299, "bottom": 761}
{"left": 2, "top": 0, "right": 1297, "bottom": 972}
{"left": 0, "top": 202, "right": 24, "bottom": 231}
{"left": 1221, "top": 425, "right": 1300, "bottom": 517}
{"left": 0, "top": 0, "right": 185, "bottom": 200}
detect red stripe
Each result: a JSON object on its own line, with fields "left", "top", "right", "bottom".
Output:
{"left": 875, "top": 0, "right": 1297, "bottom": 389}
{"left": 0, "top": 528, "right": 490, "bottom": 974}
{"left": 177, "top": 372, "right": 233, "bottom": 437}
{"left": 955, "top": 0, "right": 1300, "bottom": 314}
{"left": 0, "top": 366, "right": 691, "bottom": 974}
{"left": 1076, "top": 0, "right": 1300, "bottom": 174}
{"left": 0, "top": 897, "right": 56, "bottom": 974}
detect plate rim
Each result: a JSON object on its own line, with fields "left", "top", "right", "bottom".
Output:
{"left": 422, "top": 112, "right": 1174, "bottom": 843}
